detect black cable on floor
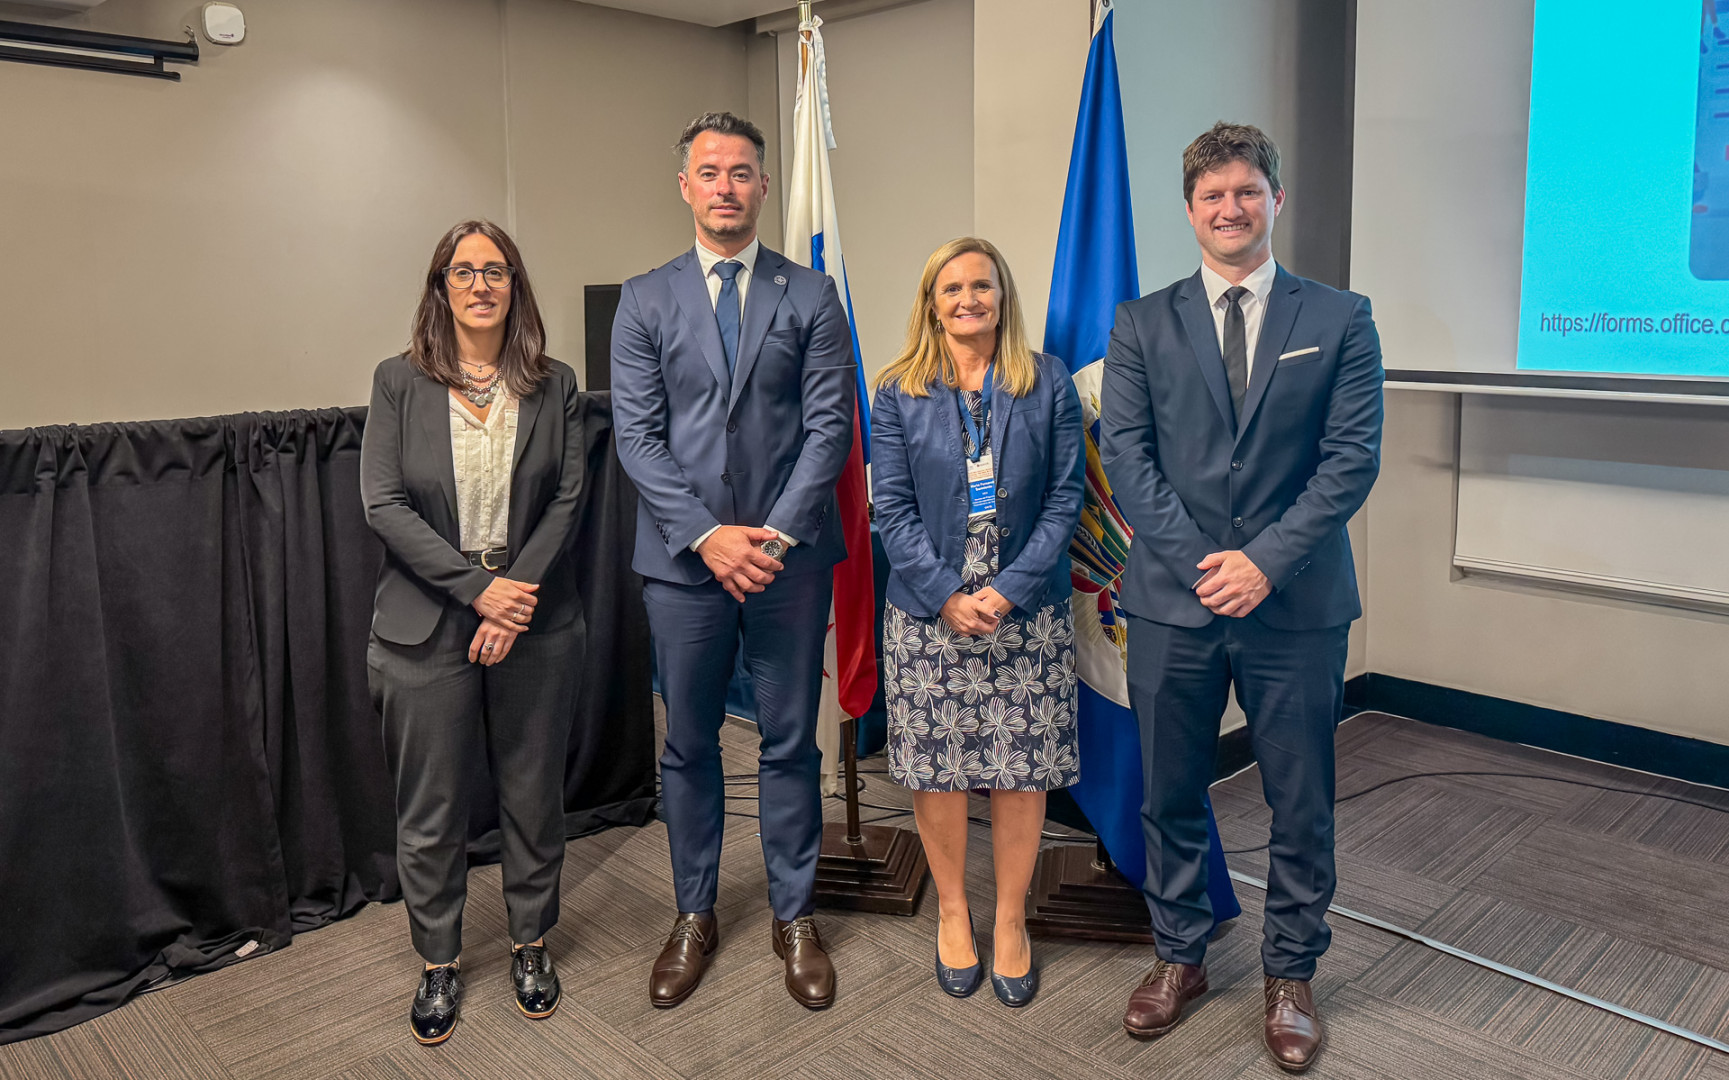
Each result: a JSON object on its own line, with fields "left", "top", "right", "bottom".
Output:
{"left": 1221, "top": 769, "right": 1729, "bottom": 854}
{"left": 657, "top": 758, "right": 1725, "bottom": 869}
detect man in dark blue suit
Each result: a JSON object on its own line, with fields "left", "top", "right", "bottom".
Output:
{"left": 1102, "top": 123, "right": 1383, "bottom": 1072}
{"left": 611, "top": 112, "right": 855, "bottom": 1011}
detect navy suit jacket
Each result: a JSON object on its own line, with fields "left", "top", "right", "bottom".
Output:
{"left": 360, "top": 354, "right": 586, "bottom": 645}
{"left": 871, "top": 353, "right": 1085, "bottom": 618}
{"left": 1100, "top": 266, "right": 1383, "bottom": 631}
{"left": 610, "top": 244, "right": 856, "bottom": 585}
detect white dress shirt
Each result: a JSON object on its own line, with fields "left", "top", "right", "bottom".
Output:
{"left": 695, "top": 235, "right": 759, "bottom": 315}
{"left": 449, "top": 390, "right": 518, "bottom": 552}
{"left": 1199, "top": 255, "right": 1279, "bottom": 381}
{"left": 687, "top": 235, "right": 798, "bottom": 553}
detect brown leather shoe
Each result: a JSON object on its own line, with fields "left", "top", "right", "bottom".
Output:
{"left": 649, "top": 912, "right": 718, "bottom": 1008}
{"left": 771, "top": 917, "right": 835, "bottom": 1009}
{"left": 1263, "top": 977, "right": 1324, "bottom": 1072}
{"left": 1122, "top": 959, "right": 1208, "bottom": 1038}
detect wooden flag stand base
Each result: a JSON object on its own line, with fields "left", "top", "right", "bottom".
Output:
{"left": 1026, "top": 839, "right": 1157, "bottom": 943}
{"left": 813, "top": 717, "right": 929, "bottom": 916}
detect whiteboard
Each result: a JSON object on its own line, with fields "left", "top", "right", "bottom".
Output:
{"left": 1454, "top": 395, "right": 1729, "bottom": 609}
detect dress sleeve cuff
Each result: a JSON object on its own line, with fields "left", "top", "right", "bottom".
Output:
{"left": 689, "top": 525, "right": 723, "bottom": 553}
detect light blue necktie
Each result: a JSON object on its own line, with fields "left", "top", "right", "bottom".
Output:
{"left": 713, "top": 260, "right": 743, "bottom": 376}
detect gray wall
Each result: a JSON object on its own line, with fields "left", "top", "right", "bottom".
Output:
{"left": 503, "top": 0, "right": 757, "bottom": 375}
{"left": 1370, "top": 390, "right": 1729, "bottom": 746}
{"left": 1116, "top": 0, "right": 1355, "bottom": 292}
{"left": 0, "top": 0, "right": 509, "bottom": 427}
{"left": 0, "top": 0, "right": 766, "bottom": 428}
{"left": 772, "top": 0, "right": 976, "bottom": 382}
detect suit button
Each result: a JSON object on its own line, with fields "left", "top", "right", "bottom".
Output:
{"left": 997, "top": 488, "right": 1008, "bottom": 499}
{"left": 1232, "top": 516, "right": 1244, "bottom": 528}
{"left": 1000, "top": 526, "right": 1012, "bottom": 536}
{"left": 721, "top": 472, "right": 731, "bottom": 484}
{"left": 727, "top": 421, "right": 737, "bottom": 433}
{"left": 1231, "top": 460, "right": 1243, "bottom": 470}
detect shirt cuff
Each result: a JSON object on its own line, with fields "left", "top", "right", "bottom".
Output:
{"left": 765, "top": 525, "right": 801, "bottom": 548}
{"left": 690, "top": 525, "right": 722, "bottom": 553}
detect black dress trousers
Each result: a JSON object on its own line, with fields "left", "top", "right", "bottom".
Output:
{"left": 368, "top": 603, "right": 582, "bottom": 964}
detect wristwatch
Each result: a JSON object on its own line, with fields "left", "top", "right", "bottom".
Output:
{"left": 760, "top": 536, "right": 788, "bottom": 560}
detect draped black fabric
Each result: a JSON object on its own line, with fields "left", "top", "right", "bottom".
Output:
{"left": 0, "top": 397, "right": 655, "bottom": 1044}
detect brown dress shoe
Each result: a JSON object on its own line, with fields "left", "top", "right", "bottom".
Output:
{"left": 1122, "top": 959, "right": 1209, "bottom": 1038}
{"left": 1263, "top": 977, "right": 1324, "bottom": 1072}
{"left": 650, "top": 912, "right": 718, "bottom": 1008}
{"left": 772, "top": 917, "right": 835, "bottom": 1009}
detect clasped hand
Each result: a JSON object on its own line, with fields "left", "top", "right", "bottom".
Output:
{"left": 1194, "top": 550, "right": 1270, "bottom": 618}
{"left": 698, "top": 525, "right": 785, "bottom": 602}
{"left": 940, "top": 586, "right": 1010, "bottom": 637}
{"left": 468, "top": 576, "right": 539, "bottom": 665}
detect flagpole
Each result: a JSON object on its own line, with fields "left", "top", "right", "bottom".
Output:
{"left": 1024, "top": 0, "right": 1241, "bottom": 944}
{"left": 794, "top": 0, "right": 864, "bottom": 849}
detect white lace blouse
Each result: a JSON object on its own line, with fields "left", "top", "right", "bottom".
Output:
{"left": 448, "top": 390, "right": 518, "bottom": 552}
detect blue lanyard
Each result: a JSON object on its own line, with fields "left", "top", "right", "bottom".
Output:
{"left": 957, "top": 361, "right": 994, "bottom": 463}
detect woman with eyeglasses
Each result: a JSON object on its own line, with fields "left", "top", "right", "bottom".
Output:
{"left": 360, "top": 220, "right": 585, "bottom": 1045}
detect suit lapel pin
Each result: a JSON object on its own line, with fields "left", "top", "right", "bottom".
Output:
{"left": 774, "top": 275, "right": 787, "bottom": 286}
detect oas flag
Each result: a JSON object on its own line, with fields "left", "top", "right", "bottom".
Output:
{"left": 1045, "top": 0, "right": 1241, "bottom": 923}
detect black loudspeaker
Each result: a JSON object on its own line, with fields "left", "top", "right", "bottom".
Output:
{"left": 584, "top": 284, "right": 622, "bottom": 391}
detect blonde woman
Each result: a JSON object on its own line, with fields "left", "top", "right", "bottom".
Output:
{"left": 870, "top": 237, "right": 1085, "bottom": 1007}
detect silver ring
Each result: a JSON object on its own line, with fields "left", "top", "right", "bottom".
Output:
{"left": 517, "top": 604, "right": 527, "bottom": 617}
{"left": 483, "top": 643, "right": 495, "bottom": 651}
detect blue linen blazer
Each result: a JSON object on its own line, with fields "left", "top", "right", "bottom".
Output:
{"left": 610, "top": 245, "right": 857, "bottom": 585}
{"left": 870, "top": 352, "right": 1085, "bottom": 618}
{"left": 1099, "top": 265, "right": 1384, "bottom": 631}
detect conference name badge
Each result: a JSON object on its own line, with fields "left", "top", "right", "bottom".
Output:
{"left": 967, "top": 451, "right": 997, "bottom": 519}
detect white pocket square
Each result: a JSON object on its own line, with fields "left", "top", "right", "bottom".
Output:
{"left": 1278, "top": 346, "right": 1320, "bottom": 361}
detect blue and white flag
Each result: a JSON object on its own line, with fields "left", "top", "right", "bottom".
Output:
{"left": 1045, "top": 0, "right": 1240, "bottom": 923}
{"left": 784, "top": 11, "right": 870, "bottom": 458}
{"left": 785, "top": 10, "right": 879, "bottom": 796}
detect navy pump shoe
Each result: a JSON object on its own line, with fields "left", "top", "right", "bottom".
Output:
{"left": 989, "top": 929, "right": 1040, "bottom": 1008}
{"left": 935, "top": 915, "right": 984, "bottom": 998}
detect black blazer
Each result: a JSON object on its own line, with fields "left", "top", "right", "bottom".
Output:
{"left": 359, "top": 353, "right": 585, "bottom": 645}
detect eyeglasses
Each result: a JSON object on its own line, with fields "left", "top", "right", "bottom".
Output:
{"left": 443, "top": 265, "right": 514, "bottom": 290}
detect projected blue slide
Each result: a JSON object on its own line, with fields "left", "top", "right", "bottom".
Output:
{"left": 1517, "top": 0, "right": 1729, "bottom": 377}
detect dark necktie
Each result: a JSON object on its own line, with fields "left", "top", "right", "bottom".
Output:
{"left": 713, "top": 260, "right": 744, "bottom": 375}
{"left": 1222, "top": 285, "right": 1249, "bottom": 422}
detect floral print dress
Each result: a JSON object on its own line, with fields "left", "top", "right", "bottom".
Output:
{"left": 883, "top": 388, "right": 1080, "bottom": 793}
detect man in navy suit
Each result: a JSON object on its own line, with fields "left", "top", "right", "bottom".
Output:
{"left": 1102, "top": 122, "right": 1382, "bottom": 1072}
{"left": 611, "top": 112, "right": 855, "bottom": 1011}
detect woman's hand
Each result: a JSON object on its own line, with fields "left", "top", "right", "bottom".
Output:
{"left": 971, "top": 586, "right": 1012, "bottom": 620}
{"left": 473, "top": 577, "right": 539, "bottom": 629}
{"left": 939, "top": 591, "right": 1002, "bottom": 637}
{"left": 468, "top": 619, "right": 519, "bottom": 665}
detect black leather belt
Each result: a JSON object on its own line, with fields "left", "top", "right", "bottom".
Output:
{"left": 463, "top": 547, "right": 508, "bottom": 571}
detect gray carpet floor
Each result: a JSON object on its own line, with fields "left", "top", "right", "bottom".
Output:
{"left": 4, "top": 708, "right": 1728, "bottom": 1080}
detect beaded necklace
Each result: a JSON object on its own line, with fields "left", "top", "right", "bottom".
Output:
{"left": 458, "top": 363, "right": 502, "bottom": 408}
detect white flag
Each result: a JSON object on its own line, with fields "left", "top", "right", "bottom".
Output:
{"left": 785, "top": 11, "right": 866, "bottom": 796}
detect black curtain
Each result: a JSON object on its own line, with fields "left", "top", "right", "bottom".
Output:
{"left": 0, "top": 397, "right": 654, "bottom": 1044}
